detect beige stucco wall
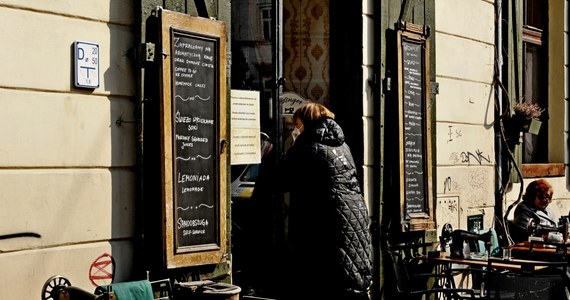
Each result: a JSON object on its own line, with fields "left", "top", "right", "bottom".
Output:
{"left": 434, "top": 0, "right": 496, "bottom": 233}
{"left": 435, "top": 0, "right": 570, "bottom": 240}
{"left": 0, "top": 2, "right": 137, "bottom": 299}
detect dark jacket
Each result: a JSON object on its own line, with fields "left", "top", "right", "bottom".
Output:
{"left": 511, "top": 201, "right": 557, "bottom": 243}
{"left": 282, "top": 117, "right": 373, "bottom": 296}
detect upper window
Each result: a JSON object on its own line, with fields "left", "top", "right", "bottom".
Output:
{"left": 520, "top": 0, "right": 566, "bottom": 178}
{"left": 260, "top": 5, "right": 272, "bottom": 41}
{"left": 521, "top": 0, "right": 547, "bottom": 164}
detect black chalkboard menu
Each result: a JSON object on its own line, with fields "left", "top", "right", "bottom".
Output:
{"left": 159, "top": 8, "right": 227, "bottom": 268}
{"left": 171, "top": 30, "right": 219, "bottom": 249}
{"left": 396, "top": 21, "right": 433, "bottom": 230}
{"left": 401, "top": 39, "right": 426, "bottom": 216}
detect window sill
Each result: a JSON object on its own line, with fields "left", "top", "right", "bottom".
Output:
{"left": 522, "top": 163, "right": 565, "bottom": 178}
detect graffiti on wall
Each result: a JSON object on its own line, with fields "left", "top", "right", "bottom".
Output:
{"left": 440, "top": 169, "right": 490, "bottom": 207}
{"left": 445, "top": 125, "right": 491, "bottom": 166}
{"left": 449, "top": 149, "right": 490, "bottom": 166}
{"left": 89, "top": 253, "right": 115, "bottom": 287}
{"left": 447, "top": 125, "right": 463, "bottom": 143}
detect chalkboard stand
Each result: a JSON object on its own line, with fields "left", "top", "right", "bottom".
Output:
{"left": 396, "top": 21, "right": 434, "bottom": 232}
{"left": 158, "top": 8, "right": 228, "bottom": 269}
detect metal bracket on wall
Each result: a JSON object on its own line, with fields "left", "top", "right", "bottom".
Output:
{"left": 383, "top": 77, "right": 392, "bottom": 93}
{"left": 194, "top": 0, "right": 209, "bottom": 18}
{"left": 140, "top": 43, "right": 156, "bottom": 66}
{"left": 430, "top": 81, "right": 439, "bottom": 96}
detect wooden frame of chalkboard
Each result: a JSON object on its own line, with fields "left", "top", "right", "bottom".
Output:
{"left": 396, "top": 22, "right": 434, "bottom": 231}
{"left": 159, "top": 8, "right": 227, "bottom": 268}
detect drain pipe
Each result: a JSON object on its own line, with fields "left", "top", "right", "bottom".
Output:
{"left": 495, "top": 0, "right": 504, "bottom": 222}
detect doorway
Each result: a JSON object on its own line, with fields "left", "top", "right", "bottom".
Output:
{"left": 230, "top": 0, "right": 332, "bottom": 298}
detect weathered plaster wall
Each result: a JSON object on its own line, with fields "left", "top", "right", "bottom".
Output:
{"left": 434, "top": 0, "right": 496, "bottom": 234}
{"left": 0, "top": 1, "right": 137, "bottom": 298}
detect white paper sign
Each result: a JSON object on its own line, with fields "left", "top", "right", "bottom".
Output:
{"left": 231, "top": 90, "right": 261, "bottom": 165}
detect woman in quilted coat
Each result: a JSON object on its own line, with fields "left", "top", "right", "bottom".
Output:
{"left": 280, "top": 102, "right": 373, "bottom": 300}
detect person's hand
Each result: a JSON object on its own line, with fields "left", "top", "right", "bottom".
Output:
{"left": 261, "top": 141, "right": 273, "bottom": 158}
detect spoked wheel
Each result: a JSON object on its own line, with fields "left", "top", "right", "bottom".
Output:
{"left": 41, "top": 275, "right": 71, "bottom": 300}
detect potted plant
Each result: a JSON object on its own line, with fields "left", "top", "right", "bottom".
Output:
{"left": 511, "top": 101, "right": 544, "bottom": 135}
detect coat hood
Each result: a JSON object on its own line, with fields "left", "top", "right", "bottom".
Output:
{"left": 299, "top": 117, "right": 345, "bottom": 147}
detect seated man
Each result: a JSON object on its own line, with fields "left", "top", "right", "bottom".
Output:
{"left": 511, "top": 179, "right": 558, "bottom": 243}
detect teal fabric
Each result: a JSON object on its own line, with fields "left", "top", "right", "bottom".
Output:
{"left": 476, "top": 228, "right": 500, "bottom": 256}
{"left": 100, "top": 280, "right": 154, "bottom": 300}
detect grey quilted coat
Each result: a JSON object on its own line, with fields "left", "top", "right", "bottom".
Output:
{"left": 283, "top": 117, "right": 373, "bottom": 296}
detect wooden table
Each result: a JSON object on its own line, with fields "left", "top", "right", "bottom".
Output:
{"left": 509, "top": 241, "right": 570, "bottom": 263}
{"left": 424, "top": 252, "right": 562, "bottom": 273}
{"left": 421, "top": 252, "right": 568, "bottom": 299}
{"left": 510, "top": 241, "right": 570, "bottom": 254}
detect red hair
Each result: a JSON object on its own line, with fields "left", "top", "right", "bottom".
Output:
{"left": 522, "top": 179, "right": 553, "bottom": 204}
{"left": 293, "top": 102, "right": 335, "bottom": 128}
